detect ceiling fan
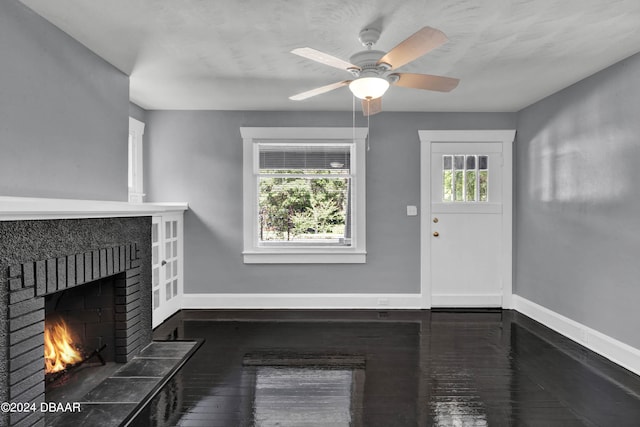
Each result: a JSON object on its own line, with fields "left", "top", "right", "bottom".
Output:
{"left": 289, "top": 26, "right": 459, "bottom": 116}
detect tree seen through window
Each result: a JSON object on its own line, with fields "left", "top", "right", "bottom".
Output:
{"left": 259, "top": 172, "right": 350, "bottom": 243}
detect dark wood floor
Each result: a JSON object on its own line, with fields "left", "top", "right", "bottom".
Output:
{"left": 128, "top": 310, "right": 640, "bottom": 426}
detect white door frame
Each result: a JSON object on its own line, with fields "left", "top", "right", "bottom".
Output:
{"left": 418, "top": 130, "right": 516, "bottom": 309}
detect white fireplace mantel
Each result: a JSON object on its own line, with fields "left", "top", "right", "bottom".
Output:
{"left": 0, "top": 196, "right": 188, "bottom": 221}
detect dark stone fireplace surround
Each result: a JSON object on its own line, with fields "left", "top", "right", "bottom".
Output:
{"left": 0, "top": 217, "right": 152, "bottom": 426}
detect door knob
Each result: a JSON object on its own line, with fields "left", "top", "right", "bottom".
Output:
{"left": 433, "top": 231, "right": 439, "bottom": 237}
{"left": 161, "top": 260, "right": 167, "bottom": 266}
{"left": 433, "top": 217, "right": 439, "bottom": 223}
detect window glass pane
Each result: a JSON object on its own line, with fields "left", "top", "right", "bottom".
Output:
{"left": 165, "top": 282, "right": 171, "bottom": 301}
{"left": 172, "top": 221, "right": 177, "bottom": 238}
{"left": 442, "top": 170, "right": 453, "bottom": 202}
{"left": 152, "top": 223, "right": 158, "bottom": 243}
{"left": 173, "top": 260, "right": 178, "bottom": 277}
{"left": 173, "top": 241, "right": 177, "bottom": 257}
{"left": 165, "top": 221, "right": 171, "bottom": 238}
{"left": 153, "top": 290, "right": 159, "bottom": 309}
{"left": 258, "top": 176, "right": 350, "bottom": 245}
{"left": 454, "top": 171, "right": 464, "bottom": 201}
{"left": 443, "top": 155, "right": 452, "bottom": 170}
{"left": 152, "top": 246, "right": 158, "bottom": 265}
{"left": 165, "top": 242, "right": 171, "bottom": 258}
{"left": 479, "top": 155, "right": 488, "bottom": 170}
{"left": 466, "top": 171, "right": 476, "bottom": 201}
{"left": 479, "top": 171, "right": 488, "bottom": 201}
{"left": 454, "top": 155, "right": 464, "bottom": 170}
{"left": 465, "top": 155, "right": 476, "bottom": 170}
{"left": 173, "top": 279, "right": 178, "bottom": 297}
{"left": 153, "top": 269, "right": 159, "bottom": 287}
{"left": 165, "top": 263, "right": 171, "bottom": 280}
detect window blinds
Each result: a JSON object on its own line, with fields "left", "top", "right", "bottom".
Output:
{"left": 259, "top": 144, "right": 351, "bottom": 171}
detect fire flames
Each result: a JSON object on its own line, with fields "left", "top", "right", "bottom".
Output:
{"left": 44, "top": 317, "right": 83, "bottom": 374}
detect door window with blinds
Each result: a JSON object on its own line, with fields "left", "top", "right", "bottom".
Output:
{"left": 241, "top": 127, "right": 368, "bottom": 264}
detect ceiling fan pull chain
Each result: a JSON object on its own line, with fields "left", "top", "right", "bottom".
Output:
{"left": 352, "top": 95, "right": 356, "bottom": 143}
{"left": 366, "top": 100, "right": 371, "bottom": 152}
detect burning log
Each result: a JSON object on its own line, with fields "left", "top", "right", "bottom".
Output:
{"left": 44, "top": 315, "right": 109, "bottom": 386}
{"left": 44, "top": 316, "right": 83, "bottom": 375}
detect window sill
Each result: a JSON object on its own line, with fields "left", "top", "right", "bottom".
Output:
{"left": 259, "top": 240, "right": 351, "bottom": 247}
{"left": 243, "top": 251, "right": 366, "bottom": 264}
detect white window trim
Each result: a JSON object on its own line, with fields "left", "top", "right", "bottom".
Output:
{"left": 128, "top": 117, "right": 145, "bottom": 203}
{"left": 240, "top": 127, "right": 368, "bottom": 264}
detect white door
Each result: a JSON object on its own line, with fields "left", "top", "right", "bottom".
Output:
{"left": 419, "top": 130, "right": 515, "bottom": 308}
{"left": 151, "top": 214, "right": 183, "bottom": 328}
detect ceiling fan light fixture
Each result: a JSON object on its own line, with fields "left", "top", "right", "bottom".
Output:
{"left": 348, "top": 77, "right": 389, "bottom": 100}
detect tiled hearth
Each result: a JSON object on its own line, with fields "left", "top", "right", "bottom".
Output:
{"left": 48, "top": 340, "right": 200, "bottom": 427}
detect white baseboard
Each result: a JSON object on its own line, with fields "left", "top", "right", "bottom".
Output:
{"left": 181, "top": 293, "right": 425, "bottom": 310}
{"left": 513, "top": 295, "right": 640, "bottom": 377}
{"left": 178, "top": 292, "right": 640, "bottom": 376}
{"left": 431, "top": 293, "right": 502, "bottom": 307}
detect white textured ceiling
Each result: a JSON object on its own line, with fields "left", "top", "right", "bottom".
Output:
{"left": 19, "top": 0, "right": 640, "bottom": 112}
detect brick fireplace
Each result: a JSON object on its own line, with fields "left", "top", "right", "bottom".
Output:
{"left": 0, "top": 216, "right": 153, "bottom": 426}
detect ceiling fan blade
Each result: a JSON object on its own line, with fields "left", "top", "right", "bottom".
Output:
{"left": 377, "top": 26, "right": 448, "bottom": 70}
{"left": 291, "top": 47, "right": 360, "bottom": 71}
{"left": 289, "top": 80, "right": 351, "bottom": 101}
{"left": 362, "top": 97, "right": 382, "bottom": 116}
{"left": 392, "top": 73, "right": 459, "bottom": 92}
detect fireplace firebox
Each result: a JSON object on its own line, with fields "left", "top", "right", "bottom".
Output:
{"left": 44, "top": 273, "right": 122, "bottom": 377}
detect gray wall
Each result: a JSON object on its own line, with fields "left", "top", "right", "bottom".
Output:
{"left": 0, "top": 0, "right": 129, "bottom": 201}
{"left": 146, "top": 110, "right": 515, "bottom": 294}
{"left": 515, "top": 52, "right": 640, "bottom": 348}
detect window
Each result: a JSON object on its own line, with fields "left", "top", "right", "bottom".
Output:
{"left": 258, "top": 144, "right": 351, "bottom": 245}
{"left": 128, "top": 117, "right": 145, "bottom": 203}
{"left": 241, "top": 127, "right": 368, "bottom": 264}
{"left": 442, "top": 154, "right": 489, "bottom": 202}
